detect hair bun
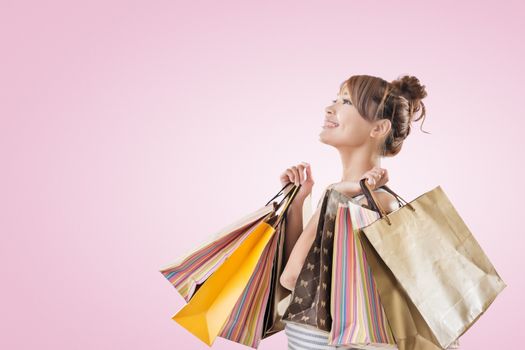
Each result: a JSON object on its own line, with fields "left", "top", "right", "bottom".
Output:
{"left": 391, "top": 75, "right": 427, "bottom": 102}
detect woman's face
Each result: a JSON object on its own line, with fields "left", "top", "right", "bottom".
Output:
{"left": 318, "top": 85, "right": 372, "bottom": 148}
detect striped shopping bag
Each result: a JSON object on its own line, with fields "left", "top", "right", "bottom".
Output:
{"left": 217, "top": 217, "right": 283, "bottom": 347}
{"left": 159, "top": 204, "right": 275, "bottom": 303}
{"left": 329, "top": 199, "right": 397, "bottom": 349}
{"left": 159, "top": 183, "right": 299, "bottom": 347}
{"left": 159, "top": 183, "right": 295, "bottom": 302}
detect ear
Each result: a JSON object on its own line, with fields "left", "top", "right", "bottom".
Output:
{"left": 370, "top": 119, "right": 392, "bottom": 139}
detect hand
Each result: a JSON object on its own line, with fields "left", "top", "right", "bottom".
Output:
{"left": 360, "top": 166, "right": 389, "bottom": 191}
{"left": 279, "top": 161, "right": 314, "bottom": 203}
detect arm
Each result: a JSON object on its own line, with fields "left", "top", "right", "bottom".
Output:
{"left": 279, "top": 187, "right": 399, "bottom": 292}
{"left": 282, "top": 200, "right": 305, "bottom": 269}
{"left": 279, "top": 187, "right": 328, "bottom": 291}
{"left": 280, "top": 205, "right": 321, "bottom": 291}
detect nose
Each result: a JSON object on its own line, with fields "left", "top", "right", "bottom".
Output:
{"left": 325, "top": 104, "right": 335, "bottom": 115}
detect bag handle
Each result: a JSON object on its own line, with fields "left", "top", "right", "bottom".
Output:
{"left": 264, "top": 183, "right": 302, "bottom": 228}
{"left": 265, "top": 182, "right": 295, "bottom": 207}
{"left": 274, "top": 184, "right": 301, "bottom": 226}
{"left": 358, "top": 178, "right": 415, "bottom": 226}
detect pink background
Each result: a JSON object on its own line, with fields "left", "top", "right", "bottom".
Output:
{"left": 1, "top": 0, "right": 522, "bottom": 349}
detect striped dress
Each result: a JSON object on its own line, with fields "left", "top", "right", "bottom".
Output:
{"left": 283, "top": 188, "right": 461, "bottom": 350}
{"left": 284, "top": 321, "right": 362, "bottom": 350}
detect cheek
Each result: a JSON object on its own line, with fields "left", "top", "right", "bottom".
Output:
{"left": 338, "top": 113, "right": 370, "bottom": 142}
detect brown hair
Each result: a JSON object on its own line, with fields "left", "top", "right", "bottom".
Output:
{"left": 339, "top": 74, "right": 428, "bottom": 157}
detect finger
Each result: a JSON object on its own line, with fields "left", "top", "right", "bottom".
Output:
{"left": 280, "top": 176, "right": 290, "bottom": 187}
{"left": 365, "top": 169, "right": 378, "bottom": 179}
{"left": 366, "top": 171, "right": 380, "bottom": 182}
{"left": 296, "top": 164, "right": 306, "bottom": 183}
{"left": 381, "top": 175, "right": 388, "bottom": 186}
{"left": 286, "top": 169, "right": 295, "bottom": 183}
{"left": 291, "top": 166, "right": 300, "bottom": 185}
{"left": 304, "top": 163, "right": 313, "bottom": 182}
{"left": 373, "top": 166, "right": 384, "bottom": 174}
{"left": 300, "top": 161, "right": 310, "bottom": 181}
{"left": 366, "top": 175, "right": 376, "bottom": 186}
{"left": 368, "top": 169, "right": 378, "bottom": 177}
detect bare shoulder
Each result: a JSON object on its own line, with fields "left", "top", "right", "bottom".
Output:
{"left": 356, "top": 190, "right": 399, "bottom": 214}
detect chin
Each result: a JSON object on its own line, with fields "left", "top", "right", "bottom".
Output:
{"left": 318, "top": 132, "right": 333, "bottom": 146}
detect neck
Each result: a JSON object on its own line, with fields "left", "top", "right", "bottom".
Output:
{"left": 337, "top": 146, "right": 381, "bottom": 183}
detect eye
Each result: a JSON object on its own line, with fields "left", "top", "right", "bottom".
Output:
{"left": 343, "top": 99, "right": 352, "bottom": 105}
{"left": 331, "top": 99, "right": 337, "bottom": 103}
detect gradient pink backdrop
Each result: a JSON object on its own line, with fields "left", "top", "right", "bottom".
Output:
{"left": 1, "top": 0, "right": 522, "bottom": 349}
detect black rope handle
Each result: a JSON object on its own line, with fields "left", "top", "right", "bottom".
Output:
{"left": 265, "top": 182, "right": 294, "bottom": 207}
{"left": 274, "top": 184, "right": 301, "bottom": 227}
{"left": 260, "top": 182, "right": 303, "bottom": 229}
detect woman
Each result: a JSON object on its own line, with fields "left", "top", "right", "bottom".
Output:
{"left": 278, "top": 74, "right": 460, "bottom": 350}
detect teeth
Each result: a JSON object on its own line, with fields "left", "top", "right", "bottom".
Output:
{"left": 324, "top": 121, "right": 339, "bottom": 128}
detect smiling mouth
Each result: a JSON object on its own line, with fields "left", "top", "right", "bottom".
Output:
{"left": 322, "top": 120, "right": 339, "bottom": 128}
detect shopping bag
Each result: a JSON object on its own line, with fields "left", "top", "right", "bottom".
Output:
{"left": 160, "top": 183, "right": 300, "bottom": 347}
{"left": 214, "top": 216, "right": 280, "bottom": 347}
{"left": 218, "top": 211, "right": 292, "bottom": 347}
{"left": 357, "top": 179, "right": 507, "bottom": 350}
{"left": 282, "top": 187, "right": 395, "bottom": 336}
{"left": 281, "top": 187, "right": 335, "bottom": 332}
{"left": 328, "top": 199, "right": 397, "bottom": 349}
{"left": 261, "top": 216, "right": 293, "bottom": 338}
{"left": 159, "top": 183, "right": 294, "bottom": 302}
